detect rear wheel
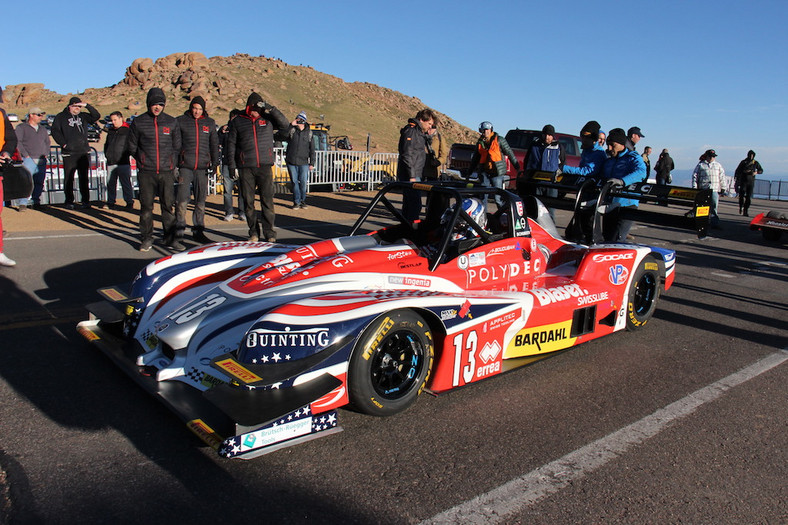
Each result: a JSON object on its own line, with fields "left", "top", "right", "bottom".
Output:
{"left": 626, "top": 256, "right": 661, "bottom": 330}
{"left": 349, "top": 310, "right": 434, "bottom": 416}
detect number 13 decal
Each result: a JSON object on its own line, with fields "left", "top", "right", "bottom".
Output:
{"left": 452, "top": 331, "right": 478, "bottom": 387}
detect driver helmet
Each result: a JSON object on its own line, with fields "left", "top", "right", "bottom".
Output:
{"left": 441, "top": 198, "right": 487, "bottom": 241}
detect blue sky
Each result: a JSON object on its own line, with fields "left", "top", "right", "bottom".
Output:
{"left": 3, "top": 0, "right": 787, "bottom": 178}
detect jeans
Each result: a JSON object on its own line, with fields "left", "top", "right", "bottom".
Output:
{"left": 138, "top": 170, "right": 176, "bottom": 242}
{"left": 240, "top": 165, "right": 276, "bottom": 239}
{"left": 221, "top": 164, "right": 244, "bottom": 217}
{"left": 603, "top": 205, "right": 635, "bottom": 242}
{"left": 176, "top": 168, "right": 209, "bottom": 236}
{"left": 106, "top": 164, "right": 133, "bottom": 204}
{"left": 710, "top": 190, "right": 720, "bottom": 225}
{"left": 481, "top": 171, "right": 505, "bottom": 207}
{"left": 63, "top": 153, "right": 91, "bottom": 205}
{"left": 287, "top": 164, "right": 309, "bottom": 205}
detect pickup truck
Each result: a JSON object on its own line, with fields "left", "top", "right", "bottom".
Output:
{"left": 447, "top": 128, "right": 582, "bottom": 188}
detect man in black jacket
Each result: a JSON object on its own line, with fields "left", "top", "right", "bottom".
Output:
{"left": 176, "top": 96, "right": 219, "bottom": 244}
{"left": 285, "top": 111, "right": 314, "bottom": 209}
{"left": 51, "top": 96, "right": 100, "bottom": 209}
{"left": 227, "top": 92, "right": 288, "bottom": 242}
{"left": 128, "top": 87, "right": 181, "bottom": 252}
{"left": 397, "top": 108, "right": 436, "bottom": 222}
{"left": 102, "top": 111, "right": 134, "bottom": 210}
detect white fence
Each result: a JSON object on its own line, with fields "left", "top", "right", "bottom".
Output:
{"left": 39, "top": 147, "right": 400, "bottom": 203}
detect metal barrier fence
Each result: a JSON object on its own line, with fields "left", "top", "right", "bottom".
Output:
{"left": 41, "top": 145, "right": 788, "bottom": 204}
{"left": 40, "top": 146, "right": 400, "bottom": 203}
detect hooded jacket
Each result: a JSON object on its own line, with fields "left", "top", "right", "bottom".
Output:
{"left": 602, "top": 148, "right": 646, "bottom": 208}
{"left": 227, "top": 93, "right": 289, "bottom": 169}
{"left": 177, "top": 97, "right": 219, "bottom": 170}
{"left": 51, "top": 103, "right": 100, "bottom": 155}
{"left": 285, "top": 123, "right": 314, "bottom": 166}
{"left": 127, "top": 88, "right": 181, "bottom": 173}
{"left": 104, "top": 122, "right": 131, "bottom": 166}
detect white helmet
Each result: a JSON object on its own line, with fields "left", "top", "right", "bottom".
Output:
{"left": 441, "top": 198, "right": 487, "bottom": 241}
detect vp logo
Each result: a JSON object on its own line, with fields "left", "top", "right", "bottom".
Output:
{"left": 608, "top": 264, "right": 629, "bottom": 286}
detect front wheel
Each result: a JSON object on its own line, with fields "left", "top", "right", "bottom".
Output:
{"left": 626, "top": 256, "right": 661, "bottom": 330}
{"left": 348, "top": 310, "right": 434, "bottom": 416}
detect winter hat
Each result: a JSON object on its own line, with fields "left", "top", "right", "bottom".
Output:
{"left": 580, "top": 120, "right": 601, "bottom": 140}
{"left": 146, "top": 88, "right": 166, "bottom": 108}
{"left": 68, "top": 96, "right": 82, "bottom": 106}
{"left": 607, "top": 128, "right": 627, "bottom": 146}
{"left": 190, "top": 96, "right": 207, "bottom": 115}
{"left": 296, "top": 111, "right": 307, "bottom": 122}
{"left": 542, "top": 124, "right": 555, "bottom": 135}
{"left": 246, "top": 92, "right": 266, "bottom": 114}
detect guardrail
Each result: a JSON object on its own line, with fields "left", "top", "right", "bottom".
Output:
{"left": 39, "top": 146, "right": 401, "bottom": 203}
{"left": 753, "top": 179, "right": 788, "bottom": 201}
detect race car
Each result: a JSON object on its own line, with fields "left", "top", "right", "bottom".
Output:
{"left": 78, "top": 182, "right": 676, "bottom": 459}
{"left": 749, "top": 210, "right": 788, "bottom": 242}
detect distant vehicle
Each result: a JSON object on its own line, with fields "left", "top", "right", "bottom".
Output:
{"left": 87, "top": 124, "right": 101, "bottom": 142}
{"left": 7, "top": 113, "right": 18, "bottom": 123}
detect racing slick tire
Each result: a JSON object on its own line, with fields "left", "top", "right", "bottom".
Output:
{"left": 626, "top": 256, "right": 661, "bottom": 331}
{"left": 348, "top": 309, "right": 434, "bottom": 417}
{"left": 763, "top": 211, "right": 785, "bottom": 242}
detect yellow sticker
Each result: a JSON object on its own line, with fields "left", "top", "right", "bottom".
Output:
{"left": 645, "top": 262, "right": 659, "bottom": 271}
{"left": 187, "top": 419, "right": 224, "bottom": 449}
{"left": 695, "top": 206, "right": 710, "bottom": 217}
{"left": 77, "top": 325, "right": 100, "bottom": 342}
{"left": 125, "top": 304, "right": 136, "bottom": 316}
{"left": 505, "top": 320, "right": 577, "bottom": 358}
{"left": 215, "top": 358, "right": 263, "bottom": 384}
{"left": 99, "top": 287, "right": 129, "bottom": 302}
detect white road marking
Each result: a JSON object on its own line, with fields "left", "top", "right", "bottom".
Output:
{"left": 422, "top": 350, "right": 788, "bottom": 525}
{"left": 711, "top": 271, "right": 734, "bottom": 278}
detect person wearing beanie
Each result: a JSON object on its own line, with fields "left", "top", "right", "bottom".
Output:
{"left": 562, "top": 120, "right": 607, "bottom": 243}
{"left": 51, "top": 96, "right": 101, "bottom": 209}
{"left": 600, "top": 128, "right": 647, "bottom": 242}
{"left": 522, "top": 123, "right": 566, "bottom": 220}
{"left": 0, "top": 87, "right": 19, "bottom": 266}
{"left": 691, "top": 149, "right": 725, "bottom": 228}
{"left": 128, "top": 87, "right": 182, "bottom": 251}
{"left": 734, "top": 150, "right": 763, "bottom": 216}
{"left": 176, "top": 96, "right": 219, "bottom": 244}
{"left": 467, "top": 121, "right": 520, "bottom": 207}
{"left": 226, "top": 92, "right": 289, "bottom": 242}
{"left": 285, "top": 111, "right": 314, "bottom": 209}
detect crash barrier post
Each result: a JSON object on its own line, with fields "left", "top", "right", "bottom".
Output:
{"left": 753, "top": 179, "right": 788, "bottom": 201}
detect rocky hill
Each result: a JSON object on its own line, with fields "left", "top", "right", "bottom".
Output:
{"left": 3, "top": 52, "right": 476, "bottom": 154}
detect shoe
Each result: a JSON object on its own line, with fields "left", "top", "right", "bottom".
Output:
{"left": 223, "top": 213, "right": 235, "bottom": 222}
{"left": 193, "top": 231, "right": 212, "bottom": 244}
{"left": 32, "top": 202, "right": 43, "bottom": 210}
{"left": 739, "top": 207, "right": 743, "bottom": 215}
{"left": 65, "top": 203, "right": 75, "bottom": 210}
{"left": 238, "top": 215, "right": 246, "bottom": 221}
{"left": 266, "top": 236, "right": 277, "bottom": 243}
{"left": 743, "top": 211, "right": 749, "bottom": 217}
{"left": 300, "top": 203, "right": 308, "bottom": 209}
{"left": 139, "top": 239, "right": 153, "bottom": 252}
{"left": 102, "top": 202, "right": 111, "bottom": 210}
{"left": 125, "top": 201, "right": 134, "bottom": 210}
{"left": 18, "top": 204, "right": 27, "bottom": 212}
{"left": 80, "top": 203, "right": 92, "bottom": 209}
{"left": 0, "top": 253, "right": 16, "bottom": 267}
{"left": 248, "top": 234, "right": 259, "bottom": 242}
{"left": 166, "top": 238, "right": 185, "bottom": 251}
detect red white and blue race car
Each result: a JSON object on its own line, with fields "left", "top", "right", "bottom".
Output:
{"left": 79, "top": 182, "right": 679, "bottom": 459}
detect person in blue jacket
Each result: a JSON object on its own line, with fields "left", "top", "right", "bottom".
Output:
{"left": 600, "top": 128, "right": 646, "bottom": 242}
{"left": 563, "top": 121, "right": 608, "bottom": 243}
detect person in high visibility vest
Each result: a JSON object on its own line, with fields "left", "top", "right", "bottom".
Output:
{"left": 467, "top": 121, "right": 520, "bottom": 206}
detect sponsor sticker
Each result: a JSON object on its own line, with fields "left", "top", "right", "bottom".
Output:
{"left": 608, "top": 264, "right": 629, "bottom": 285}
{"left": 187, "top": 419, "right": 224, "bottom": 449}
{"left": 645, "top": 262, "right": 659, "bottom": 271}
{"left": 508, "top": 320, "right": 576, "bottom": 356}
{"left": 695, "top": 206, "right": 710, "bottom": 217}
{"left": 215, "top": 358, "right": 263, "bottom": 384}
{"left": 468, "top": 252, "right": 486, "bottom": 267}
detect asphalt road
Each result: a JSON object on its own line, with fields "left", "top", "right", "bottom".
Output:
{"left": 1, "top": 193, "right": 786, "bottom": 524}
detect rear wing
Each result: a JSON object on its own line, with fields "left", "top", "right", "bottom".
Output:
{"left": 516, "top": 172, "right": 712, "bottom": 243}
